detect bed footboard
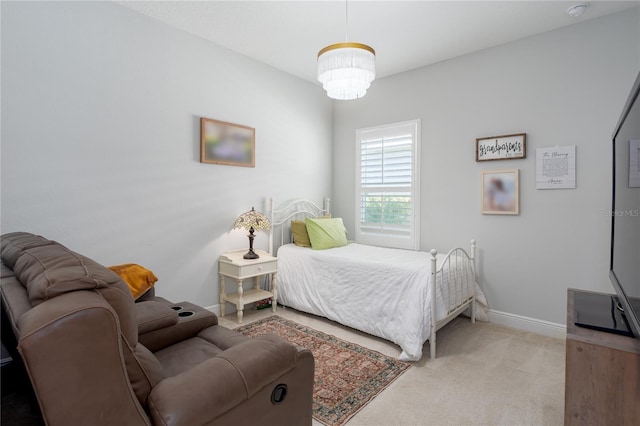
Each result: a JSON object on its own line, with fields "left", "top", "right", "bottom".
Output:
{"left": 429, "top": 240, "right": 477, "bottom": 359}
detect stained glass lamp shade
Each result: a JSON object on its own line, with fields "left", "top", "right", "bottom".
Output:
{"left": 233, "top": 207, "right": 272, "bottom": 259}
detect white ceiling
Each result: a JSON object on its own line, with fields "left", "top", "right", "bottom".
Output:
{"left": 115, "top": 1, "right": 639, "bottom": 85}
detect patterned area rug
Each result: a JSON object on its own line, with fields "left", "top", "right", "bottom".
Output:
{"left": 236, "top": 315, "right": 410, "bottom": 426}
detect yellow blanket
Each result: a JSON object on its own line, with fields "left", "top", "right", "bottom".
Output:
{"left": 108, "top": 263, "right": 158, "bottom": 299}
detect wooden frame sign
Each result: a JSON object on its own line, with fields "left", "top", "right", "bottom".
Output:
{"left": 200, "top": 117, "right": 255, "bottom": 167}
{"left": 476, "top": 133, "right": 526, "bottom": 162}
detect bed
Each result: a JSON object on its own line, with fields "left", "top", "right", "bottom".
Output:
{"left": 267, "top": 198, "right": 488, "bottom": 361}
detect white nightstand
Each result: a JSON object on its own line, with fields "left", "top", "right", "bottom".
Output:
{"left": 218, "top": 249, "right": 277, "bottom": 324}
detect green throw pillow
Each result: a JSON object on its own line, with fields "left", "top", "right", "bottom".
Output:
{"left": 291, "top": 220, "right": 311, "bottom": 247}
{"left": 305, "top": 217, "right": 348, "bottom": 250}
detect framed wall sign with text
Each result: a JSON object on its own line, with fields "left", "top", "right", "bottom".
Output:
{"left": 630, "top": 139, "right": 640, "bottom": 188}
{"left": 535, "top": 145, "right": 576, "bottom": 189}
{"left": 476, "top": 133, "right": 526, "bottom": 161}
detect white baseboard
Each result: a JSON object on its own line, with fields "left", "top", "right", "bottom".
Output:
{"left": 208, "top": 304, "right": 566, "bottom": 339}
{"left": 205, "top": 304, "right": 221, "bottom": 316}
{"left": 488, "top": 309, "right": 566, "bottom": 339}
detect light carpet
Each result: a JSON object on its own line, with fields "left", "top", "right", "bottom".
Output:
{"left": 236, "top": 315, "right": 411, "bottom": 426}
{"left": 225, "top": 307, "right": 565, "bottom": 426}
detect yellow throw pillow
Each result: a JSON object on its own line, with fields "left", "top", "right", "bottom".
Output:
{"left": 305, "top": 217, "right": 348, "bottom": 250}
{"left": 108, "top": 263, "right": 158, "bottom": 299}
{"left": 291, "top": 220, "right": 311, "bottom": 247}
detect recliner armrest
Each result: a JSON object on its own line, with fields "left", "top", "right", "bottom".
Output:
{"left": 147, "top": 334, "right": 314, "bottom": 426}
{"left": 137, "top": 302, "right": 218, "bottom": 351}
{"left": 16, "top": 291, "right": 150, "bottom": 426}
{"left": 135, "top": 301, "right": 179, "bottom": 334}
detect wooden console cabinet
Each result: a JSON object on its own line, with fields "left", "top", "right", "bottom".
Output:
{"left": 565, "top": 289, "right": 640, "bottom": 425}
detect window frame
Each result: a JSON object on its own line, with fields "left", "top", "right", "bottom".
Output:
{"left": 355, "top": 119, "right": 421, "bottom": 250}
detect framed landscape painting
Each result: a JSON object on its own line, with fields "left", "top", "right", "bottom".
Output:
{"left": 200, "top": 117, "right": 255, "bottom": 167}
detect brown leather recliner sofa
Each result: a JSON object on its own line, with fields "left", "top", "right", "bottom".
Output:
{"left": 0, "top": 232, "right": 314, "bottom": 426}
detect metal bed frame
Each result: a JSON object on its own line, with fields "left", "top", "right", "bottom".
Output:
{"left": 267, "top": 196, "right": 477, "bottom": 359}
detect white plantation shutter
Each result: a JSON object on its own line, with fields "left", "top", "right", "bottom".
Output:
{"left": 355, "top": 120, "right": 421, "bottom": 250}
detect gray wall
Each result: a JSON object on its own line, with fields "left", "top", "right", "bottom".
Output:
{"left": 332, "top": 10, "right": 640, "bottom": 325}
{"left": 3, "top": 1, "right": 639, "bottom": 328}
{"left": 1, "top": 1, "right": 332, "bottom": 307}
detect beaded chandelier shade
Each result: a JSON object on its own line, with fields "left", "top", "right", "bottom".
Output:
{"left": 317, "top": 1, "right": 376, "bottom": 100}
{"left": 317, "top": 42, "right": 376, "bottom": 100}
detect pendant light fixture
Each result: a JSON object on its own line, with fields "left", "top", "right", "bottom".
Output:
{"left": 317, "top": 0, "right": 375, "bottom": 100}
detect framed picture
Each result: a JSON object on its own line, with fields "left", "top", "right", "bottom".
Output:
{"left": 630, "top": 139, "right": 640, "bottom": 188}
{"left": 476, "top": 133, "right": 526, "bottom": 161}
{"left": 535, "top": 145, "right": 576, "bottom": 189}
{"left": 200, "top": 117, "right": 255, "bottom": 167}
{"left": 481, "top": 169, "right": 519, "bottom": 215}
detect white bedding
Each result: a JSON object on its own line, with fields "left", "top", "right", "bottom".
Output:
{"left": 276, "top": 242, "right": 488, "bottom": 361}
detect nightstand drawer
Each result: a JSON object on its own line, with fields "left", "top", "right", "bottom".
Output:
{"left": 219, "top": 259, "right": 277, "bottom": 279}
{"left": 239, "top": 261, "right": 277, "bottom": 277}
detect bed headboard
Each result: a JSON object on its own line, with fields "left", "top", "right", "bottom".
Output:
{"left": 267, "top": 197, "right": 330, "bottom": 255}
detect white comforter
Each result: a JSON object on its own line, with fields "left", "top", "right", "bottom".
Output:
{"left": 275, "top": 243, "right": 488, "bottom": 361}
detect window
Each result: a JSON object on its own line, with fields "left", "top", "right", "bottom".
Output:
{"left": 355, "top": 119, "right": 421, "bottom": 250}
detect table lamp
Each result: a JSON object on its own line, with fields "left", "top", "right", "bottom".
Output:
{"left": 233, "top": 207, "right": 272, "bottom": 259}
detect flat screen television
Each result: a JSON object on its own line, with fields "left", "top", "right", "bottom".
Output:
{"left": 609, "top": 70, "right": 640, "bottom": 338}
{"left": 575, "top": 71, "right": 640, "bottom": 337}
